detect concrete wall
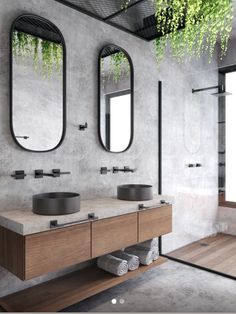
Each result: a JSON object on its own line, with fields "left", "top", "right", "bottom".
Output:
{"left": 0, "top": 0, "right": 219, "bottom": 297}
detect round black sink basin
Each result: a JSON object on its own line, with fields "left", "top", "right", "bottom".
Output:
{"left": 117, "top": 184, "right": 153, "bottom": 201}
{"left": 33, "top": 192, "right": 80, "bottom": 215}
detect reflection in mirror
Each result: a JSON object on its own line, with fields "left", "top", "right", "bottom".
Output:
{"left": 99, "top": 45, "right": 133, "bottom": 153}
{"left": 10, "top": 14, "right": 66, "bottom": 152}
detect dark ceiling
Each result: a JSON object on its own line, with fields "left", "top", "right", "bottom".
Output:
{"left": 55, "top": 0, "right": 159, "bottom": 41}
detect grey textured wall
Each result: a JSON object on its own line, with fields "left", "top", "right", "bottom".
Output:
{"left": 0, "top": 0, "right": 220, "bottom": 297}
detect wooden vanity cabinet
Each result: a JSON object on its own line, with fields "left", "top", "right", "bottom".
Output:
{"left": 138, "top": 205, "right": 172, "bottom": 242}
{"left": 0, "top": 205, "right": 172, "bottom": 281}
{"left": 92, "top": 213, "right": 138, "bottom": 257}
{"left": 0, "top": 204, "right": 172, "bottom": 312}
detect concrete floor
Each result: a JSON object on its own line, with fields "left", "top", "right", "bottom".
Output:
{"left": 63, "top": 261, "right": 236, "bottom": 312}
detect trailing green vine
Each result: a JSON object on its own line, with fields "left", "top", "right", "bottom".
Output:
{"left": 12, "top": 30, "right": 63, "bottom": 77}
{"left": 123, "top": 0, "right": 233, "bottom": 63}
{"left": 121, "top": 0, "right": 131, "bottom": 10}
{"left": 101, "top": 51, "right": 130, "bottom": 83}
{"left": 109, "top": 52, "right": 130, "bottom": 82}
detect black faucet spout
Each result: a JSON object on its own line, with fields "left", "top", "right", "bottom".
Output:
{"left": 113, "top": 166, "right": 136, "bottom": 174}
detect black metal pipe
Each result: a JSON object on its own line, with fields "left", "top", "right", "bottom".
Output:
{"left": 158, "top": 81, "right": 162, "bottom": 256}
{"left": 158, "top": 81, "right": 162, "bottom": 195}
{"left": 192, "top": 85, "right": 220, "bottom": 93}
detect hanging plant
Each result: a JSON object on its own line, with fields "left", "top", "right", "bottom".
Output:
{"left": 121, "top": 0, "right": 131, "bottom": 10}
{"left": 109, "top": 52, "right": 130, "bottom": 82}
{"left": 12, "top": 30, "right": 63, "bottom": 78}
{"left": 101, "top": 51, "right": 130, "bottom": 83}
{"left": 123, "top": 0, "right": 233, "bottom": 63}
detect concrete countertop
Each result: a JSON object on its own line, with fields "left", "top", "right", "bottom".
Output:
{"left": 0, "top": 195, "right": 173, "bottom": 236}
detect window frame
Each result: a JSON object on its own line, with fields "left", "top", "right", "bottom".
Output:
{"left": 218, "top": 65, "right": 236, "bottom": 208}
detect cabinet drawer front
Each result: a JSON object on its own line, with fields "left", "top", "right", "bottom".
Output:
{"left": 25, "top": 223, "right": 91, "bottom": 280}
{"left": 92, "top": 213, "right": 138, "bottom": 258}
{"left": 138, "top": 206, "right": 172, "bottom": 242}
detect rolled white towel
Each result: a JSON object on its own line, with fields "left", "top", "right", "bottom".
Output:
{"left": 152, "top": 247, "right": 159, "bottom": 261}
{"left": 112, "top": 250, "right": 140, "bottom": 271}
{"left": 125, "top": 246, "right": 153, "bottom": 265}
{"left": 97, "top": 254, "right": 128, "bottom": 276}
{"left": 137, "top": 238, "right": 159, "bottom": 250}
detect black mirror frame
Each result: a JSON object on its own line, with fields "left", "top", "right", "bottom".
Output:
{"left": 10, "top": 14, "right": 66, "bottom": 153}
{"left": 98, "top": 44, "right": 134, "bottom": 153}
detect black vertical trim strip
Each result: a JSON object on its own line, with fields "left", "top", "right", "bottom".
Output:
{"left": 158, "top": 81, "right": 162, "bottom": 255}
{"left": 158, "top": 81, "right": 162, "bottom": 195}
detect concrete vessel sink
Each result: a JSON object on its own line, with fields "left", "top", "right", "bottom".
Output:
{"left": 117, "top": 184, "right": 153, "bottom": 201}
{"left": 33, "top": 192, "right": 80, "bottom": 215}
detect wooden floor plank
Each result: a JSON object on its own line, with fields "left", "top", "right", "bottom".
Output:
{"left": 194, "top": 240, "right": 236, "bottom": 268}
{"left": 188, "top": 237, "right": 236, "bottom": 264}
{"left": 0, "top": 257, "right": 167, "bottom": 312}
{"left": 217, "top": 257, "right": 236, "bottom": 275}
{"left": 169, "top": 233, "right": 236, "bottom": 278}
{"left": 169, "top": 234, "right": 230, "bottom": 259}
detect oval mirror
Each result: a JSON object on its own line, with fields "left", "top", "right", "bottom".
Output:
{"left": 98, "top": 44, "right": 133, "bottom": 153}
{"left": 10, "top": 14, "right": 66, "bottom": 152}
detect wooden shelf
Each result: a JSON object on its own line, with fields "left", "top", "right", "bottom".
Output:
{"left": 0, "top": 257, "right": 167, "bottom": 312}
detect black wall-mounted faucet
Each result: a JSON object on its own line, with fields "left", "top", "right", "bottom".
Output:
{"left": 187, "top": 163, "right": 202, "bottom": 168}
{"left": 35, "top": 169, "right": 71, "bottom": 178}
{"left": 113, "top": 166, "right": 136, "bottom": 173}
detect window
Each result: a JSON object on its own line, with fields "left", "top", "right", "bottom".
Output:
{"left": 105, "top": 90, "right": 131, "bottom": 152}
{"left": 225, "top": 72, "right": 236, "bottom": 202}
{"left": 219, "top": 67, "right": 236, "bottom": 206}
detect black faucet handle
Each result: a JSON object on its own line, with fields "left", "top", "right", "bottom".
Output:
{"left": 35, "top": 169, "right": 44, "bottom": 178}
{"left": 11, "top": 170, "right": 26, "bottom": 180}
{"left": 100, "top": 167, "right": 111, "bottom": 175}
{"left": 52, "top": 169, "right": 61, "bottom": 177}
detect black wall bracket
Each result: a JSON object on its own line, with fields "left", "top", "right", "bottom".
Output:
{"left": 79, "top": 122, "right": 88, "bottom": 131}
